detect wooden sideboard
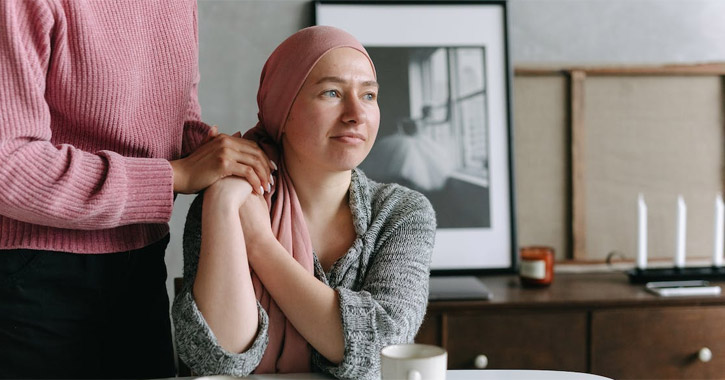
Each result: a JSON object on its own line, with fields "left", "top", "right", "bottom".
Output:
{"left": 415, "top": 272, "right": 725, "bottom": 379}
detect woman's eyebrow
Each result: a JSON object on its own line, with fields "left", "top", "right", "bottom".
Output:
{"left": 314, "top": 76, "right": 379, "bottom": 88}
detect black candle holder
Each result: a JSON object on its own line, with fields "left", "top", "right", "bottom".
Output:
{"left": 627, "top": 266, "right": 725, "bottom": 284}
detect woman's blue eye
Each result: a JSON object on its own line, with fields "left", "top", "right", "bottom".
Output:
{"left": 363, "top": 93, "right": 376, "bottom": 101}
{"left": 323, "top": 90, "right": 338, "bottom": 98}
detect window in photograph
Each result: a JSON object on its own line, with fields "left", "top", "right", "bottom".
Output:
{"left": 360, "top": 46, "right": 490, "bottom": 228}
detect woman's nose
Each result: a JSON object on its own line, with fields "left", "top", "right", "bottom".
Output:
{"left": 341, "top": 96, "right": 367, "bottom": 125}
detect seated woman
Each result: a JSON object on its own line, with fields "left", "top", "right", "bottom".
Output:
{"left": 172, "top": 26, "right": 436, "bottom": 379}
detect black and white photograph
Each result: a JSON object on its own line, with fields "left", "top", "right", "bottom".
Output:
{"left": 316, "top": 1, "right": 516, "bottom": 272}
{"left": 361, "top": 46, "right": 490, "bottom": 229}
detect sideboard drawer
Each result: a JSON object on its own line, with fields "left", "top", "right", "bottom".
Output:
{"left": 591, "top": 306, "right": 725, "bottom": 379}
{"left": 446, "top": 311, "right": 587, "bottom": 371}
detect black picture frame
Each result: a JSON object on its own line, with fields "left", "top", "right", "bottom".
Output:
{"left": 315, "top": 0, "right": 517, "bottom": 275}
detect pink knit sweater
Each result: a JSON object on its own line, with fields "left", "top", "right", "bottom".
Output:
{"left": 0, "top": 0, "right": 209, "bottom": 253}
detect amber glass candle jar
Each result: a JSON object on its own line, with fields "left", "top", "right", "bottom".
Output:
{"left": 519, "top": 246, "right": 554, "bottom": 287}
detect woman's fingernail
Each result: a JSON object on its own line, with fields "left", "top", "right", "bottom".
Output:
{"left": 269, "top": 173, "right": 274, "bottom": 186}
{"left": 271, "top": 161, "right": 278, "bottom": 171}
{"left": 259, "top": 186, "right": 264, "bottom": 195}
{"left": 266, "top": 183, "right": 271, "bottom": 193}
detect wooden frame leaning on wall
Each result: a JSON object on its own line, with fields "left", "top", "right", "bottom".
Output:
{"left": 516, "top": 63, "right": 725, "bottom": 262}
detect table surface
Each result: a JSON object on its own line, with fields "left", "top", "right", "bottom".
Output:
{"left": 177, "top": 369, "right": 612, "bottom": 379}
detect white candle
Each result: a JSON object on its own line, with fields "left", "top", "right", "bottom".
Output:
{"left": 713, "top": 194, "right": 724, "bottom": 267}
{"left": 637, "top": 193, "right": 647, "bottom": 270}
{"left": 675, "top": 195, "right": 687, "bottom": 268}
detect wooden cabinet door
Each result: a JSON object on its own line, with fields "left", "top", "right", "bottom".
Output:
{"left": 592, "top": 306, "right": 725, "bottom": 379}
{"left": 445, "top": 310, "right": 587, "bottom": 371}
{"left": 416, "top": 312, "right": 442, "bottom": 346}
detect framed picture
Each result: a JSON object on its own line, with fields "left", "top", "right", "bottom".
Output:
{"left": 315, "top": 0, "right": 517, "bottom": 273}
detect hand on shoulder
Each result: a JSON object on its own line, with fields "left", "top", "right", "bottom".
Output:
{"left": 171, "top": 128, "right": 276, "bottom": 195}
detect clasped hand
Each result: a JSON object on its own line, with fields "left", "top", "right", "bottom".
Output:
{"left": 206, "top": 176, "right": 276, "bottom": 258}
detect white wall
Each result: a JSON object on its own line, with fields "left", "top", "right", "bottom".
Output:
{"left": 166, "top": 0, "right": 725, "bottom": 298}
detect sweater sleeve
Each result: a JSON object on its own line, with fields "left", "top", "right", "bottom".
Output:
{"left": 313, "top": 191, "right": 437, "bottom": 379}
{"left": 172, "top": 194, "right": 269, "bottom": 376}
{"left": 180, "top": 1, "right": 212, "bottom": 158}
{"left": 0, "top": 0, "right": 174, "bottom": 230}
{"left": 181, "top": 69, "right": 211, "bottom": 157}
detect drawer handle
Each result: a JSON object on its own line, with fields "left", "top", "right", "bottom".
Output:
{"left": 699, "top": 347, "right": 712, "bottom": 363}
{"left": 474, "top": 354, "right": 489, "bottom": 369}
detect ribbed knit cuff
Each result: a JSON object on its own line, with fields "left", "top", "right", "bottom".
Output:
{"left": 118, "top": 156, "right": 174, "bottom": 225}
{"left": 314, "top": 287, "right": 379, "bottom": 379}
{"left": 172, "top": 289, "right": 269, "bottom": 376}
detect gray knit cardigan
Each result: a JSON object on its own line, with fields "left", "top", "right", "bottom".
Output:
{"left": 172, "top": 169, "right": 436, "bottom": 379}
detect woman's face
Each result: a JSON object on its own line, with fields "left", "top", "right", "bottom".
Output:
{"left": 282, "top": 47, "right": 380, "bottom": 173}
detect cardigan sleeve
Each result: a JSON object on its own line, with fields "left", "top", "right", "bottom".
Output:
{"left": 171, "top": 194, "right": 269, "bottom": 376}
{"left": 180, "top": 68, "right": 211, "bottom": 158}
{"left": 180, "top": 1, "right": 212, "bottom": 159}
{"left": 0, "top": 0, "right": 174, "bottom": 230}
{"left": 313, "top": 190, "right": 437, "bottom": 379}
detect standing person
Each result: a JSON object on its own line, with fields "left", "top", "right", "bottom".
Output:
{"left": 0, "top": 1, "right": 273, "bottom": 378}
{"left": 173, "top": 26, "right": 436, "bottom": 379}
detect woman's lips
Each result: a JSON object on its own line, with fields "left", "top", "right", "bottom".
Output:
{"left": 331, "top": 132, "right": 366, "bottom": 144}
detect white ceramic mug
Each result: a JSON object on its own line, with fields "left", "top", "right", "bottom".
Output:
{"left": 380, "top": 343, "right": 447, "bottom": 380}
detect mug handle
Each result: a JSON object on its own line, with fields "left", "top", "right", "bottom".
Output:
{"left": 407, "top": 370, "right": 422, "bottom": 380}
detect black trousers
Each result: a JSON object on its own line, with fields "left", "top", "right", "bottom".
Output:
{"left": 0, "top": 235, "right": 175, "bottom": 379}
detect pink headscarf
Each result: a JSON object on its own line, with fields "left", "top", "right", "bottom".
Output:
{"left": 243, "top": 26, "right": 375, "bottom": 373}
